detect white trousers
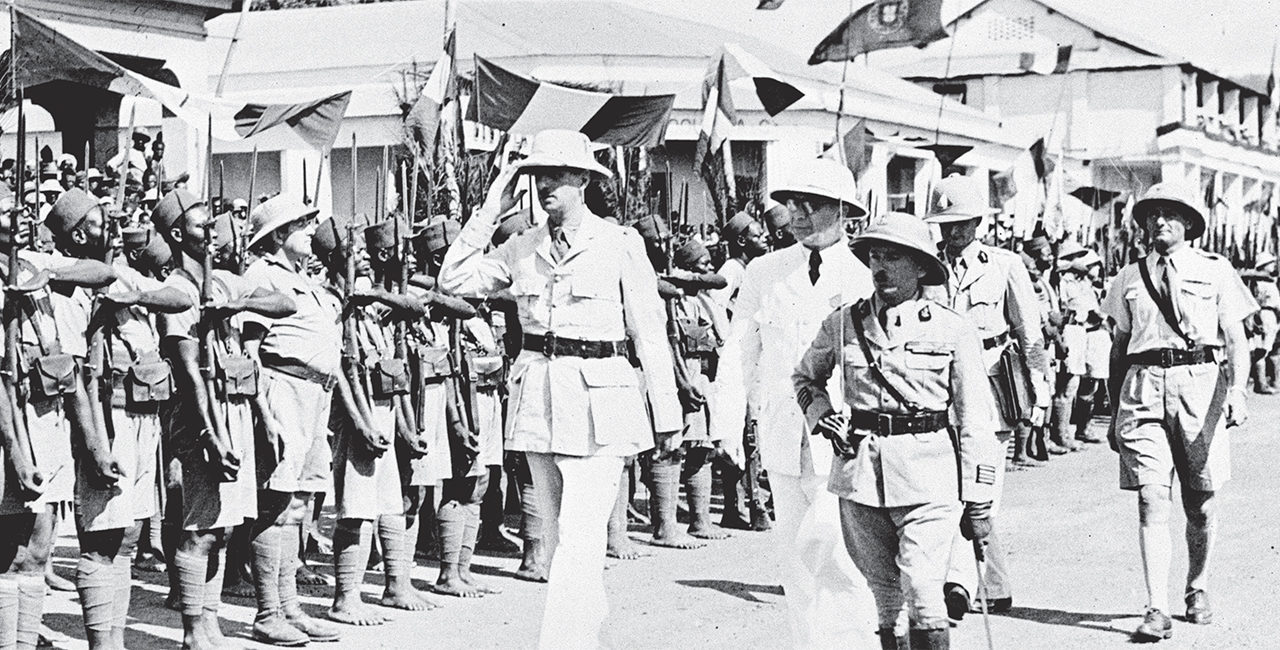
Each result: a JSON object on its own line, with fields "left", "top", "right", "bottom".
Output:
{"left": 527, "top": 452, "right": 624, "bottom": 650}
{"left": 770, "top": 472, "right": 877, "bottom": 649}
{"left": 947, "top": 431, "right": 1012, "bottom": 598}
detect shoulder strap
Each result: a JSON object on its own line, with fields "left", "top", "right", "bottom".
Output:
{"left": 849, "top": 301, "right": 920, "bottom": 412}
{"left": 1137, "top": 257, "right": 1193, "bottom": 348}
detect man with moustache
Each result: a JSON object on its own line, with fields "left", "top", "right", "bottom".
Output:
{"left": 793, "top": 212, "right": 998, "bottom": 650}
{"left": 1102, "top": 183, "right": 1254, "bottom": 642}
{"left": 439, "top": 130, "right": 679, "bottom": 649}
{"left": 713, "top": 157, "right": 876, "bottom": 648}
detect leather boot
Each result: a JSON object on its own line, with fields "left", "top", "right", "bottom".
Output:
{"left": 1052, "top": 398, "right": 1081, "bottom": 451}
{"left": 1073, "top": 395, "right": 1103, "bottom": 442}
{"left": 908, "top": 627, "right": 949, "bottom": 650}
{"left": 877, "top": 628, "right": 907, "bottom": 650}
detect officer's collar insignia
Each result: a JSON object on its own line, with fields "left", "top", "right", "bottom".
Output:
{"left": 977, "top": 250, "right": 988, "bottom": 264}
{"left": 919, "top": 305, "right": 931, "bottom": 321}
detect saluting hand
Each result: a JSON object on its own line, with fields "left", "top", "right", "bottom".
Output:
{"left": 483, "top": 165, "right": 525, "bottom": 220}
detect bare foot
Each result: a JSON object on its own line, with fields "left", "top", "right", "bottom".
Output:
{"left": 688, "top": 525, "right": 731, "bottom": 540}
{"left": 297, "top": 564, "right": 331, "bottom": 585}
{"left": 324, "top": 599, "right": 387, "bottom": 626}
{"left": 718, "top": 514, "right": 752, "bottom": 530}
{"left": 607, "top": 535, "right": 650, "bottom": 560}
{"left": 433, "top": 574, "right": 486, "bottom": 598}
{"left": 514, "top": 564, "right": 548, "bottom": 583}
{"left": 380, "top": 586, "right": 441, "bottom": 610}
{"left": 649, "top": 534, "right": 706, "bottom": 549}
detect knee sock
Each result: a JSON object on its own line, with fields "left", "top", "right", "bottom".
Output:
{"left": 203, "top": 544, "right": 227, "bottom": 620}
{"left": 112, "top": 537, "right": 138, "bottom": 632}
{"left": 436, "top": 501, "right": 466, "bottom": 566}
{"left": 0, "top": 575, "right": 19, "bottom": 650}
{"left": 172, "top": 549, "right": 207, "bottom": 618}
{"left": 277, "top": 523, "right": 303, "bottom": 618}
{"left": 75, "top": 557, "right": 116, "bottom": 634}
{"left": 685, "top": 459, "right": 713, "bottom": 530}
{"left": 333, "top": 520, "right": 371, "bottom": 598}
{"left": 148, "top": 512, "right": 164, "bottom": 554}
{"left": 251, "top": 525, "right": 282, "bottom": 619}
{"left": 14, "top": 575, "right": 44, "bottom": 650}
{"left": 377, "top": 515, "right": 411, "bottom": 587}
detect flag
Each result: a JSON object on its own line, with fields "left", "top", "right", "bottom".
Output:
{"left": 471, "top": 56, "right": 675, "bottom": 147}
{"left": 918, "top": 143, "right": 972, "bottom": 170}
{"left": 1267, "top": 39, "right": 1278, "bottom": 140}
{"left": 1, "top": 8, "right": 350, "bottom": 150}
{"left": 718, "top": 44, "right": 805, "bottom": 117}
{"left": 821, "top": 118, "right": 869, "bottom": 176}
{"left": 809, "top": 0, "right": 947, "bottom": 65}
{"left": 991, "top": 167, "right": 1017, "bottom": 206}
{"left": 757, "top": 1, "right": 786, "bottom": 9}
{"left": 406, "top": 27, "right": 456, "bottom": 153}
{"left": 1019, "top": 44, "right": 1073, "bottom": 75}
{"left": 696, "top": 56, "right": 737, "bottom": 223}
{"left": 1029, "top": 137, "right": 1050, "bottom": 180}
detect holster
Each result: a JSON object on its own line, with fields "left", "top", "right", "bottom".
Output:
{"left": 217, "top": 354, "right": 259, "bottom": 397}
{"left": 989, "top": 341, "right": 1031, "bottom": 423}
{"left": 371, "top": 357, "right": 411, "bottom": 399}
{"left": 29, "top": 353, "right": 77, "bottom": 402}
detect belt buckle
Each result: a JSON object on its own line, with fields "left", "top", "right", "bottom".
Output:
{"left": 877, "top": 412, "right": 893, "bottom": 436}
{"left": 1160, "top": 349, "right": 1175, "bottom": 368}
{"left": 542, "top": 332, "right": 557, "bottom": 359}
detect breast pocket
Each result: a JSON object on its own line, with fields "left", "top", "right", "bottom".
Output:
{"left": 571, "top": 275, "right": 618, "bottom": 303}
{"left": 901, "top": 344, "right": 953, "bottom": 397}
{"left": 1178, "top": 280, "right": 1219, "bottom": 336}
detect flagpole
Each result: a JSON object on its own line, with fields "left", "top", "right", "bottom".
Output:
{"left": 215, "top": 0, "right": 253, "bottom": 97}
{"left": 932, "top": 25, "right": 960, "bottom": 146}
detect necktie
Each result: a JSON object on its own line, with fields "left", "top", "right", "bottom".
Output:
{"left": 808, "top": 248, "right": 821, "bottom": 285}
{"left": 550, "top": 227, "right": 570, "bottom": 262}
{"left": 1158, "top": 255, "right": 1182, "bottom": 321}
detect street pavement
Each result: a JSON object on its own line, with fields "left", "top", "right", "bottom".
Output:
{"left": 36, "top": 395, "right": 1280, "bottom": 649}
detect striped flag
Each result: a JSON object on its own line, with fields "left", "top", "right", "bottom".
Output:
{"left": 717, "top": 44, "right": 805, "bottom": 117}
{"left": 696, "top": 56, "right": 737, "bottom": 222}
{"left": 406, "top": 28, "right": 457, "bottom": 153}
{"left": 2, "top": 8, "right": 350, "bottom": 150}
{"left": 471, "top": 56, "right": 675, "bottom": 147}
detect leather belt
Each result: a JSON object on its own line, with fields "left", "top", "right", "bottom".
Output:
{"left": 522, "top": 333, "right": 629, "bottom": 359}
{"left": 1127, "top": 347, "right": 1217, "bottom": 368}
{"left": 849, "top": 409, "right": 949, "bottom": 436}
{"left": 983, "top": 332, "right": 1010, "bottom": 350}
{"left": 260, "top": 353, "right": 338, "bottom": 390}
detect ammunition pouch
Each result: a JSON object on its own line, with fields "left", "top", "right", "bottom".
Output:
{"left": 371, "top": 357, "right": 411, "bottom": 399}
{"left": 468, "top": 355, "right": 504, "bottom": 390}
{"left": 124, "top": 357, "right": 175, "bottom": 409}
{"left": 677, "top": 318, "right": 717, "bottom": 355}
{"left": 417, "top": 346, "right": 453, "bottom": 383}
{"left": 217, "top": 354, "right": 259, "bottom": 397}
{"left": 29, "top": 353, "right": 77, "bottom": 402}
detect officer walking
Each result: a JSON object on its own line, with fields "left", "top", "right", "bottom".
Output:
{"left": 1101, "top": 183, "right": 1255, "bottom": 642}
{"left": 439, "top": 129, "right": 680, "bottom": 649}
{"left": 925, "top": 175, "right": 1049, "bottom": 618}
{"left": 713, "top": 156, "right": 876, "bottom": 648}
{"left": 793, "top": 211, "right": 999, "bottom": 650}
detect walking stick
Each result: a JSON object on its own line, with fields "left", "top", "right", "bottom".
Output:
{"left": 973, "top": 539, "right": 996, "bottom": 650}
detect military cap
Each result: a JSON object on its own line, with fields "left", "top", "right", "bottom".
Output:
{"left": 851, "top": 211, "right": 948, "bottom": 285}
{"left": 414, "top": 216, "right": 459, "bottom": 254}
{"left": 213, "top": 211, "right": 237, "bottom": 252}
{"left": 313, "top": 214, "right": 353, "bottom": 259}
{"left": 630, "top": 214, "right": 669, "bottom": 245}
{"left": 722, "top": 211, "right": 756, "bottom": 241}
{"left": 1131, "top": 182, "right": 1206, "bottom": 241}
{"left": 1023, "top": 234, "right": 1051, "bottom": 255}
{"left": 1057, "top": 240, "right": 1088, "bottom": 260}
{"left": 46, "top": 189, "right": 100, "bottom": 236}
{"left": 672, "top": 238, "right": 710, "bottom": 271}
{"left": 152, "top": 189, "right": 205, "bottom": 232}
{"left": 364, "top": 219, "right": 396, "bottom": 251}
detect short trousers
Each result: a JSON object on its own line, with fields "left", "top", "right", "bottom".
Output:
{"left": 76, "top": 408, "right": 161, "bottom": 531}
{"left": 1114, "top": 362, "right": 1230, "bottom": 491}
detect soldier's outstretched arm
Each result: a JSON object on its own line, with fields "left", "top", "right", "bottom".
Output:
{"left": 104, "top": 286, "right": 192, "bottom": 314}
{"left": 236, "top": 287, "right": 296, "bottom": 318}
{"left": 46, "top": 258, "right": 117, "bottom": 289}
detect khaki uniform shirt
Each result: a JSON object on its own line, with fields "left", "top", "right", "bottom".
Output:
{"left": 1102, "top": 247, "right": 1256, "bottom": 352}
{"left": 931, "top": 241, "right": 1049, "bottom": 408}
{"left": 242, "top": 255, "right": 342, "bottom": 377}
{"left": 793, "top": 296, "right": 998, "bottom": 507}
{"left": 440, "top": 209, "right": 680, "bottom": 457}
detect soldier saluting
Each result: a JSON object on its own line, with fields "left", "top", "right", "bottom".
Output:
{"left": 792, "top": 211, "right": 999, "bottom": 650}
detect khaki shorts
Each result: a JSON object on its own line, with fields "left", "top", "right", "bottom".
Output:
{"left": 0, "top": 397, "right": 73, "bottom": 515}
{"left": 259, "top": 368, "right": 334, "bottom": 494}
{"left": 1114, "top": 362, "right": 1231, "bottom": 491}
{"left": 332, "top": 398, "right": 402, "bottom": 520}
{"left": 180, "top": 399, "right": 258, "bottom": 531}
{"left": 76, "top": 408, "right": 161, "bottom": 532}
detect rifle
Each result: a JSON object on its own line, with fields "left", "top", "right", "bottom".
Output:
{"left": 394, "top": 161, "right": 419, "bottom": 439}
{"left": 340, "top": 219, "right": 377, "bottom": 449}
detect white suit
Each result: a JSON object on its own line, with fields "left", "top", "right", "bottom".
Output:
{"left": 713, "top": 239, "right": 877, "bottom": 648}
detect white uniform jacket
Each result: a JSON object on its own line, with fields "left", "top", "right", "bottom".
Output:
{"left": 439, "top": 211, "right": 681, "bottom": 457}
{"left": 712, "top": 240, "right": 873, "bottom": 477}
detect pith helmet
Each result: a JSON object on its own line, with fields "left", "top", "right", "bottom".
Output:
{"left": 247, "top": 195, "right": 318, "bottom": 249}
{"left": 1132, "top": 182, "right": 1206, "bottom": 241}
{"left": 770, "top": 158, "right": 867, "bottom": 218}
{"left": 514, "top": 129, "right": 611, "bottom": 178}
{"left": 851, "top": 211, "right": 948, "bottom": 285}
{"left": 924, "top": 175, "right": 999, "bottom": 224}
